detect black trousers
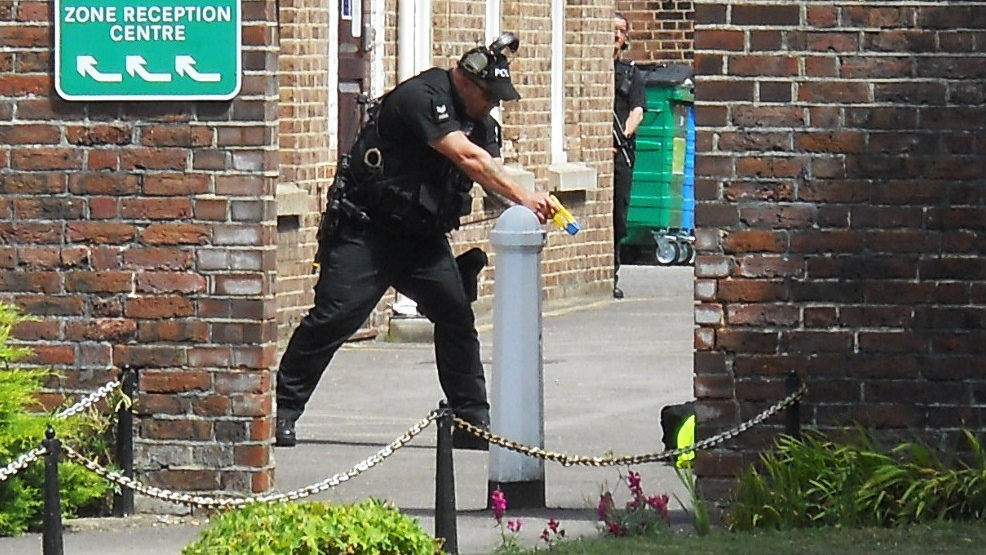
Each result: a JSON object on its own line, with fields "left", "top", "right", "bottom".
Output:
{"left": 276, "top": 220, "right": 489, "bottom": 425}
{"left": 613, "top": 153, "right": 634, "bottom": 273}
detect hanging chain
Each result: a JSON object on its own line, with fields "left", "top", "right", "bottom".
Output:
{"left": 56, "top": 378, "right": 122, "bottom": 419}
{"left": 2, "top": 376, "right": 806, "bottom": 505}
{"left": 60, "top": 410, "right": 440, "bottom": 509}
{"left": 0, "top": 446, "right": 48, "bottom": 483}
{"left": 453, "top": 381, "right": 808, "bottom": 467}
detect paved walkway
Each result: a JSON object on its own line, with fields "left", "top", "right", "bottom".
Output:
{"left": 0, "top": 265, "right": 695, "bottom": 554}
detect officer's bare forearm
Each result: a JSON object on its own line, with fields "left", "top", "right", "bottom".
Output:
{"left": 430, "top": 130, "right": 551, "bottom": 220}
{"left": 471, "top": 156, "right": 527, "bottom": 204}
{"left": 624, "top": 107, "right": 644, "bottom": 138}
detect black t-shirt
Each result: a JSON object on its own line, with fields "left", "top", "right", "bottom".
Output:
{"left": 371, "top": 67, "right": 501, "bottom": 183}
{"left": 614, "top": 59, "right": 647, "bottom": 151}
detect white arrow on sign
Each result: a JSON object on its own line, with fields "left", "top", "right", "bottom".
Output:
{"left": 125, "top": 56, "right": 172, "bottom": 82}
{"left": 175, "top": 55, "right": 221, "bottom": 83}
{"left": 76, "top": 56, "right": 122, "bottom": 83}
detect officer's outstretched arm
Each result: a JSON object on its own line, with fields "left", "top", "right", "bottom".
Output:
{"left": 430, "top": 131, "right": 554, "bottom": 223}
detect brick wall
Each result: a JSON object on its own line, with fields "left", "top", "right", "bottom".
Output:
{"left": 275, "top": 0, "right": 333, "bottom": 345}
{"left": 1, "top": 0, "right": 279, "bottom": 498}
{"left": 693, "top": 1, "right": 986, "bottom": 502}
{"left": 618, "top": 0, "right": 695, "bottom": 65}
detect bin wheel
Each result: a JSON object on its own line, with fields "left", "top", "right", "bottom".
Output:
{"left": 677, "top": 240, "right": 694, "bottom": 266}
{"left": 655, "top": 236, "right": 679, "bottom": 265}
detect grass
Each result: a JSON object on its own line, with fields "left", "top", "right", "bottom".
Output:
{"left": 522, "top": 521, "right": 986, "bottom": 554}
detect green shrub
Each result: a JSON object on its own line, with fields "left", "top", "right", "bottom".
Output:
{"left": 183, "top": 499, "right": 445, "bottom": 555}
{"left": 728, "top": 429, "right": 986, "bottom": 531}
{"left": 0, "top": 303, "right": 115, "bottom": 535}
{"left": 857, "top": 430, "right": 986, "bottom": 525}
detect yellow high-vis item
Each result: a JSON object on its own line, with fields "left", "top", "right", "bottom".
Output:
{"left": 675, "top": 414, "right": 696, "bottom": 468}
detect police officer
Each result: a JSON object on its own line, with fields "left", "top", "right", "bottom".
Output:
{"left": 275, "top": 33, "right": 555, "bottom": 449}
{"left": 613, "top": 13, "right": 647, "bottom": 299}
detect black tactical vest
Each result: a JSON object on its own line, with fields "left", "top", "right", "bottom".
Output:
{"left": 344, "top": 70, "right": 480, "bottom": 236}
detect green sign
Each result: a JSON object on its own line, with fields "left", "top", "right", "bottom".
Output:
{"left": 55, "top": 0, "right": 241, "bottom": 101}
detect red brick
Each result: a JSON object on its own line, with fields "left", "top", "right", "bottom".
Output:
{"left": 0, "top": 124, "right": 60, "bottom": 144}
{"left": 140, "top": 125, "right": 213, "bottom": 147}
{"left": 192, "top": 395, "right": 230, "bottom": 417}
{"left": 798, "top": 81, "right": 871, "bottom": 103}
{"left": 732, "top": 105, "right": 805, "bottom": 127}
{"left": 727, "top": 304, "right": 799, "bottom": 326}
{"left": 722, "top": 230, "right": 788, "bottom": 253}
{"left": 64, "top": 271, "right": 133, "bottom": 293}
{"left": 234, "top": 444, "right": 269, "bottom": 466}
{"left": 732, "top": 5, "right": 800, "bottom": 26}
{"left": 137, "top": 321, "right": 209, "bottom": 343}
{"left": 694, "top": 29, "right": 744, "bottom": 51}
{"left": 739, "top": 203, "right": 814, "bottom": 228}
{"left": 806, "top": 32, "right": 859, "bottom": 52}
{"left": 696, "top": 80, "right": 754, "bottom": 102}
{"left": 144, "top": 419, "right": 213, "bottom": 441}
{"left": 10, "top": 147, "right": 84, "bottom": 170}
{"left": 66, "top": 222, "right": 135, "bottom": 244}
{"left": 24, "top": 344, "right": 74, "bottom": 365}
{"left": 65, "top": 318, "right": 137, "bottom": 342}
{"left": 790, "top": 230, "right": 864, "bottom": 253}
{"left": 141, "top": 369, "right": 211, "bottom": 393}
{"left": 122, "top": 247, "right": 194, "bottom": 270}
{"left": 124, "top": 296, "right": 194, "bottom": 319}
{"left": 0, "top": 173, "right": 66, "bottom": 194}
{"left": 716, "top": 330, "right": 779, "bottom": 353}
{"left": 65, "top": 125, "right": 132, "bottom": 146}
{"left": 120, "top": 198, "right": 193, "bottom": 220}
{"left": 87, "top": 151, "right": 120, "bottom": 170}
{"left": 137, "top": 394, "right": 186, "bottom": 415}
{"left": 749, "top": 30, "right": 782, "bottom": 51}
{"left": 120, "top": 149, "right": 188, "bottom": 171}
{"left": 806, "top": 5, "right": 838, "bottom": 27}
{"left": 140, "top": 223, "right": 210, "bottom": 245}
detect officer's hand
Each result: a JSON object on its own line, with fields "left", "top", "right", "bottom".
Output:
{"left": 521, "top": 191, "right": 554, "bottom": 224}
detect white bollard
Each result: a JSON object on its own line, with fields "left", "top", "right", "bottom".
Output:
{"left": 488, "top": 205, "right": 547, "bottom": 508}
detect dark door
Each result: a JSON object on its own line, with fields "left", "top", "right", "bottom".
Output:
{"left": 338, "top": 0, "right": 370, "bottom": 153}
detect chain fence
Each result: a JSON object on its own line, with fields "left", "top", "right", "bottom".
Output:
{"left": 61, "top": 410, "right": 440, "bottom": 509}
{"left": 1, "top": 375, "right": 807, "bottom": 510}
{"left": 453, "top": 380, "right": 806, "bottom": 467}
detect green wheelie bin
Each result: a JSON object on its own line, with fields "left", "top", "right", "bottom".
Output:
{"left": 621, "top": 64, "right": 694, "bottom": 266}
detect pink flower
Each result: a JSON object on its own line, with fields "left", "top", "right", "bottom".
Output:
{"left": 507, "top": 519, "right": 523, "bottom": 533}
{"left": 648, "top": 494, "right": 670, "bottom": 521}
{"left": 490, "top": 489, "right": 507, "bottom": 523}
{"left": 607, "top": 521, "right": 625, "bottom": 536}
{"left": 547, "top": 518, "right": 560, "bottom": 533}
{"left": 597, "top": 491, "right": 614, "bottom": 520}
{"left": 627, "top": 471, "right": 643, "bottom": 498}
{"left": 540, "top": 529, "right": 550, "bottom": 542}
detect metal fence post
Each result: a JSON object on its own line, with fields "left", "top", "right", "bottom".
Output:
{"left": 785, "top": 370, "right": 801, "bottom": 439}
{"left": 113, "top": 366, "right": 135, "bottom": 517}
{"left": 42, "top": 426, "right": 64, "bottom": 555}
{"left": 434, "top": 402, "right": 458, "bottom": 554}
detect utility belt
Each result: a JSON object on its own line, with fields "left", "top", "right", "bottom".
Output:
{"left": 327, "top": 169, "right": 471, "bottom": 237}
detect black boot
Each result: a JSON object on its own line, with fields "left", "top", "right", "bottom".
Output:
{"left": 452, "top": 424, "right": 490, "bottom": 451}
{"left": 613, "top": 272, "right": 624, "bottom": 299}
{"left": 452, "top": 412, "right": 490, "bottom": 451}
{"left": 275, "top": 417, "right": 297, "bottom": 447}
